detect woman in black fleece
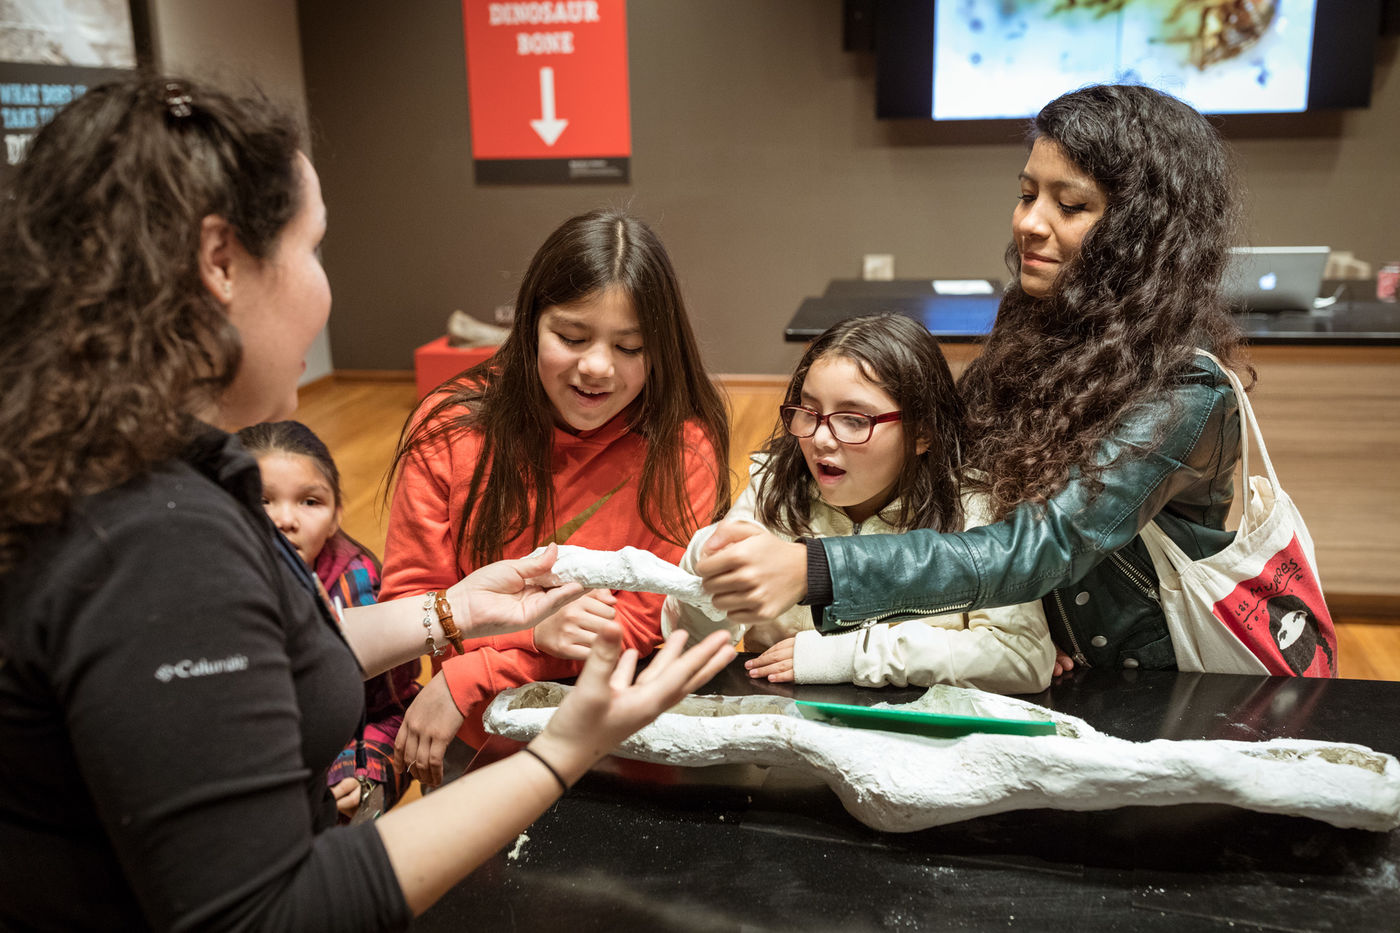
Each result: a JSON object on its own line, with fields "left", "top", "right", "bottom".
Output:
{"left": 0, "top": 75, "right": 732, "bottom": 932}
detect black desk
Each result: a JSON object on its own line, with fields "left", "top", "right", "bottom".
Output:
{"left": 822, "top": 278, "right": 1003, "bottom": 298}
{"left": 786, "top": 280, "right": 1400, "bottom": 346}
{"left": 417, "top": 664, "right": 1400, "bottom": 931}
{"left": 786, "top": 293, "right": 1000, "bottom": 344}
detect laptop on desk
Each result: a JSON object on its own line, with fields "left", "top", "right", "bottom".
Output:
{"left": 1223, "top": 246, "right": 1329, "bottom": 313}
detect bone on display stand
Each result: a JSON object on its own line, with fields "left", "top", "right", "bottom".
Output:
{"left": 485, "top": 681, "right": 1400, "bottom": 832}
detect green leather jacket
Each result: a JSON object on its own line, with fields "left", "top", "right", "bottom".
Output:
{"left": 817, "top": 355, "right": 1241, "bottom": 671}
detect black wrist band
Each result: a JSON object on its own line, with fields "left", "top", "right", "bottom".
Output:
{"left": 521, "top": 745, "right": 570, "bottom": 793}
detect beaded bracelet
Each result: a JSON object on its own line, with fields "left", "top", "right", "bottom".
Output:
{"left": 421, "top": 593, "right": 445, "bottom": 657}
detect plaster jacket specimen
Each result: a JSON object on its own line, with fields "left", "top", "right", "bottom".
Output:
{"left": 530, "top": 544, "right": 725, "bottom": 621}
{"left": 483, "top": 682, "right": 1400, "bottom": 833}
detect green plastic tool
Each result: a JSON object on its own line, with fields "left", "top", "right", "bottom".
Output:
{"left": 793, "top": 699, "right": 1058, "bottom": 738}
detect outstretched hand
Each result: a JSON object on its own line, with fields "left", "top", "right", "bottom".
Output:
{"left": 448, "top": 543, "right": 585, "bottom": 639}
{"left": 529, "top": 624, "right": 736, "bottom": 776}
{"left": 393, "top": 673, "right": 465, "bottom": 787}
{"left": 695, "top": 520, "right": 808, "bottom": 625}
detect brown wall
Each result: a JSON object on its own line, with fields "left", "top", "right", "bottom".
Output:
{"left": 150, "top": 0, "right": 333, "bottom": 383}
{"left": 298, "top": 1, "right": 1400, "bottom": 374}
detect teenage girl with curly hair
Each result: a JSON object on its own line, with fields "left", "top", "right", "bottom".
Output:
{"left": 700, "top": 84, "right": 1253, "bottom": 675}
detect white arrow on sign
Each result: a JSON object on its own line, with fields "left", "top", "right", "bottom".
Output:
{"left": 530, "top": 67, "right": 568, "bottom": 146}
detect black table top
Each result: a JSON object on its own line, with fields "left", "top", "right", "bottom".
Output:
{"left": 416, "top": 663, "right": 1400, "bottom": 932}
{"left": 786, "top": 280, "right": 1400, "bottom": 346}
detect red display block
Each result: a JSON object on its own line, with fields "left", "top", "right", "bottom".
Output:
{"left": 413, "top": 336, "right": 496, "bottom": 399}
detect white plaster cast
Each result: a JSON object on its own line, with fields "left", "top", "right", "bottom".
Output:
{"left": 484, "top": 682, "right": 1400, "bottom": 833}
{"left": 531, "top": 544, "right": 724, "bottom": 621}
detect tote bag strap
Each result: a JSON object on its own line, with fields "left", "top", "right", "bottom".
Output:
{"left": 1139, "top": 518, "right": 1190, "bottom": 570}
{"left": 1141, "top": 350, "right": 1271, "bottom": 564}
{"left": 1193, "top": 348, "right": 1278, "bottom": 538}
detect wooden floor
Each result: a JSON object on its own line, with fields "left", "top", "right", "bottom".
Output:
{"left": 295, "top": 374, "right": 1400, "bottom": 682}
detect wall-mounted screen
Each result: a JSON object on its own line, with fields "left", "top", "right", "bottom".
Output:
{"left": 877, "top": 0, "right": 1381, "bottom": 121}
{"left": 0, "top": 1, "right": 149, "bottom": 187}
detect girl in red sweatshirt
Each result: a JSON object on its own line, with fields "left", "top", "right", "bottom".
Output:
{"left": 382, "top": 209, "right": 730, "bottom": 785}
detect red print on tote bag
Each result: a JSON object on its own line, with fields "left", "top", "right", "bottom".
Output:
{"left": 1213, "top": 537, "right": 1337, "bottom": 677}
{"left": 1139, "top": 350, "right": 1336, "bottom": 677}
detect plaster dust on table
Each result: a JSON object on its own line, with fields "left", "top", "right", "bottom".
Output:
{"left": 483, "top": 682, "right": 1400, "bottom": 833}
{"left": 529, "top": 544, "right": 725, "bottom": 621}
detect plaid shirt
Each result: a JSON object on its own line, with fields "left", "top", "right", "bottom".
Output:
{"left": 317, "top": 535, "right": 421, "bottom": 811}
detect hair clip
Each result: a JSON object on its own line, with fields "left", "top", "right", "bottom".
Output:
{"left": 164, "top": 82, "right": 193, "bottom": 119}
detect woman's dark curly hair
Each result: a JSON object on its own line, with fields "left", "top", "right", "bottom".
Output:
{"left": 0, "top": 75, "right": 303, "bottom": 570}
{"left": 388, "top": 209, "right": 731, "bottom": 569}
{"left": 754, "top": 314, "right": 964, "bottom": 538}
{"left": 959, "top": 83, "right": 1250, "bottom": 519}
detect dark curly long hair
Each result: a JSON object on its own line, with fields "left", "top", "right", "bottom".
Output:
{"left": 754, "top": 314, "right": 964, "bottom": 538}
{"left": 959, "top": 84, "right": 1250, "bottom": 518}
{"left": 0, "top": 76, "right": 303, "bottom": 571}
{"left": 388, "top": 209, "right": 730, "bottom": 569}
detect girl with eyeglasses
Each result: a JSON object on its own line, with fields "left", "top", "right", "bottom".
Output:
{"left": 666, "top": 314, "right": 1053, "bottom": 693}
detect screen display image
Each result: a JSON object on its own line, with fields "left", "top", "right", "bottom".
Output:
{"left": 0, "top": 0, "right": 137, "bottom": 68}
{"left": 933, "top": 0, "right": 1315, "bottom": 120}
{"left": 0, "top": 0, "right": 144, "bottom": 186}
{"left": 876, "top": 0, "right": 1377, "bottom": 121}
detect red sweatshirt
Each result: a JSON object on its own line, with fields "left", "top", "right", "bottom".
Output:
{"left": 381, "top": 408, "right": 719, "bottom": 744}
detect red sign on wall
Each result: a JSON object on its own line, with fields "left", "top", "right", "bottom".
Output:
{"left": 463, "top": 0, "right": 631, "bottom": 183}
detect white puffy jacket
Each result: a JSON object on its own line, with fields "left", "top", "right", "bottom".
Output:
{"left": 667, "top": 455, "right": 1054, "bottom": 695}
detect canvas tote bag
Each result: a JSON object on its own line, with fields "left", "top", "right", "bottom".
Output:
{"left": 1138, "top": 350, "right": 1337, "bottom": 677}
